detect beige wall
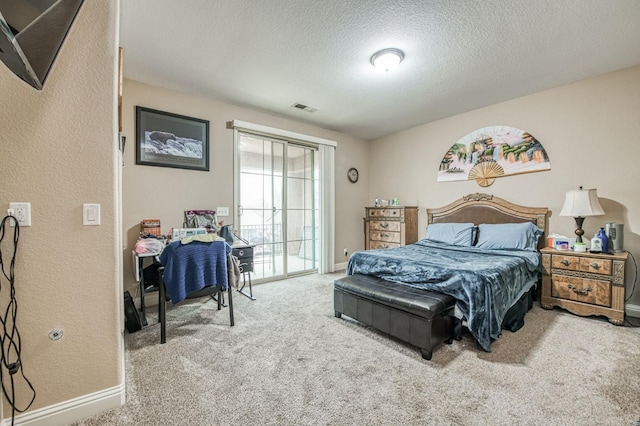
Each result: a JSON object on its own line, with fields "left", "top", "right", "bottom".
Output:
{"left": 0, "top": 0, "right": 121, "bottom": 418}
{"left": 1, "top": 4, "right": 633, "bottom": 419}
{"left": 121, "top": 80, "right": 369, "bottom": 293}
{"left": 369, "top": 66, "right": 640, "bottom": 308}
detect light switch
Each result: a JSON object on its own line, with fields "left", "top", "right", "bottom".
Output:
{"left": 83, "top": 204, "right": 100, "bottom": 226}
{"left": 217, "top": 207, "right": 230, "bottom": 217}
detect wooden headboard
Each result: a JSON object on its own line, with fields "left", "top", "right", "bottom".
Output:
{"left": 426, "top": 193, "right": 549, "bottom": 249}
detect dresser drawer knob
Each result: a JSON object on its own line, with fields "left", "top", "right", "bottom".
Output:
{"left": 238, "top": 250, "right": 244, "bottom": 256}
{"left": 567, "top": 284, "right": 592, "bottom": 295}
{"left": 381, "top": 233, "right": 389, "bottom": 238}
{"left": 590, "top": 263, "right": 601, "bottom": 270}
{"left": 380, "top": 223, "right": 389, "bottom": 228}
{"left": 561, "top": 260, "right": 570, "bottom": 266}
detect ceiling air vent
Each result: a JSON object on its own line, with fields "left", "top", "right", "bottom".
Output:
{"left": 292, "top": 102, "right": 317, "bottom": 113}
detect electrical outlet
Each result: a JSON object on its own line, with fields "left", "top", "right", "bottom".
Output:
{"left": 8, "top": 202, "right": 31, "bottom": 226}
{"left": 344, "top": 248, "right": 348, "bottom": 256}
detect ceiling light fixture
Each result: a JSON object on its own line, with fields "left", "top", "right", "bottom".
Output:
{"left": 370, "top": 48, "right": 404, "bottom": 72}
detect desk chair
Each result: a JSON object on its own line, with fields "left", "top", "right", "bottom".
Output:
{"left": 157, "top": 240, "right": 234, "bottom": 344}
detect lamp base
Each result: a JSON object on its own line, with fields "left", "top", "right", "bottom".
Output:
{"left": 574, "top": 217, "right": 585, "bottom": 243}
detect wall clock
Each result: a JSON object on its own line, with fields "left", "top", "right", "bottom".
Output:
{"left": 347, "top": 167, "right": 359, "bottom": 183}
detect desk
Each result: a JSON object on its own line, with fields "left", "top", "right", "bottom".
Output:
{"left": 232, "top": 243, "right": 256, "bottom": 300}
{"left": 132, "top": 250, "right": 161, "bottom": 326}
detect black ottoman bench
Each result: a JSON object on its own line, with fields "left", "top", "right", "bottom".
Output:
{"left": 334, "top": 274, "right": 456, "bottom": 360}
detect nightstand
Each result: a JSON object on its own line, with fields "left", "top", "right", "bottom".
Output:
{"left": 540, "top": 247, "right": 628, "bottom": 325}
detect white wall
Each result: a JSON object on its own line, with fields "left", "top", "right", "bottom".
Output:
{"left": 369, "top": 66, "right": 640, "bottom": 308}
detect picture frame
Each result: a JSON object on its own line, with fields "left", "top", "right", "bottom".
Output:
{"left": 135, "top": 106, "right": 210, "bottom": 171}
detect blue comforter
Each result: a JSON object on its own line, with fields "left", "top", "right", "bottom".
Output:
{"left": 346, "top": 240, "right": 541, "bottom": 351}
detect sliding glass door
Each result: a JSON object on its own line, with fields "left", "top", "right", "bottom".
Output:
{"left": 286, "top": 145, "right": 319, "bottom": 275}
{"left": 237, "top": 132, "right": 318, "bottom": 281}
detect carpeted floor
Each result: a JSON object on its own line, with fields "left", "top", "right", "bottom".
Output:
{"left": 74, "top": 272, "right": 640, "bottom": 425}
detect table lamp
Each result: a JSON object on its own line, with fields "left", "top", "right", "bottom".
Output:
{"left": 559, "top": 187, "right": 604, "bottom": 242}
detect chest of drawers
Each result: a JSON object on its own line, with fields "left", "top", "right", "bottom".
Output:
{"left": 540, "top": 247, "right": 628, "bottom": 325}
{"left": 364, "top": 206, "right": 418, "bottom": 250}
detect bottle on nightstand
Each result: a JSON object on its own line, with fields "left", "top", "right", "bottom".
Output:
{"left": 597, "top": 227, "right": 609, "bottom": 253}
{"left": 590, "top": 233, "right": 602, "bottom": 253}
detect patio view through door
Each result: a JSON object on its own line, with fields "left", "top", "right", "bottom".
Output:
{"left": 237, "top": 131, "right": 319, "bottom": 281}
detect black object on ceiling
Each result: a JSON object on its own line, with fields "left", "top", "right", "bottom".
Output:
{"left": 0, "top": 0, "right": 84, "bottom": 90}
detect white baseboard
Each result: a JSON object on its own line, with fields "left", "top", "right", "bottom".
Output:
{"left": 5, "top": 382, "right": 125, "bottom": 426}
{"left": 333, "top": 262, "right": 347, "bottom": 272}
{"left": 626, "top": 303, "right": 640, "bottom": 318}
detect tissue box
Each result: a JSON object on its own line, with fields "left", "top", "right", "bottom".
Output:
{"left": 548, "top": 234, "right": 575, "bottom": 250}
{"left": 552, "top": 237, "right": 576, "bottom": 251}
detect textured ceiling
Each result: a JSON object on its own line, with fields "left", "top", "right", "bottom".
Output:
{"left": 119, "top": 0, "right": 640, "bottom": 140}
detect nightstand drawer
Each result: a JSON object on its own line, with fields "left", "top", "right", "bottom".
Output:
{"left": 367, "top": 208, "right": 401, "bottom": 218}
{"left": 579, "top": 257, "right": 611, "bottom": 275}
{"left": 551, "top": 275, "right": 611, "bottom": 307}
{"left": 370, "top": 231, "right": 400, "bottom": 243}
{"left": 552, "top": 254, "right": 612, "bottom": 276}
{"left": 369, "top": 241, "right": 400, "bottom": 250}
{"left": 551, "top": 254, "right": 580, "bottom": 271}
{"left": 369, "top": 220, "right": 401, "bottom": 232}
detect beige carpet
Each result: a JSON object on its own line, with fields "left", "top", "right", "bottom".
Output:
{"left": 74, "top": 273, "right": 640, "bottom": 425}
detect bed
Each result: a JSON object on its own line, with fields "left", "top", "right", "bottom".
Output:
{"left": 336, "top": 193, "right": 549, "bottom": 355}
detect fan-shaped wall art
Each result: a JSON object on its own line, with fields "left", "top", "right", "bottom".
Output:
{"left": 437, "top": 126, "right": 550, "bottom": 187}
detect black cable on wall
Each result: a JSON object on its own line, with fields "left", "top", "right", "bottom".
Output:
{"left": 0, "top": 216, "right": 35, "bottom": 424}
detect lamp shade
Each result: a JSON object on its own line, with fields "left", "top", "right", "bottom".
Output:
{"left": 559, "top": 188, "right": 604, "bottom": 217}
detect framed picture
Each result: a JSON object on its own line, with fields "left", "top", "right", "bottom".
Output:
{"left": 135, "top": 106, "right": 209, "bottom": 171}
